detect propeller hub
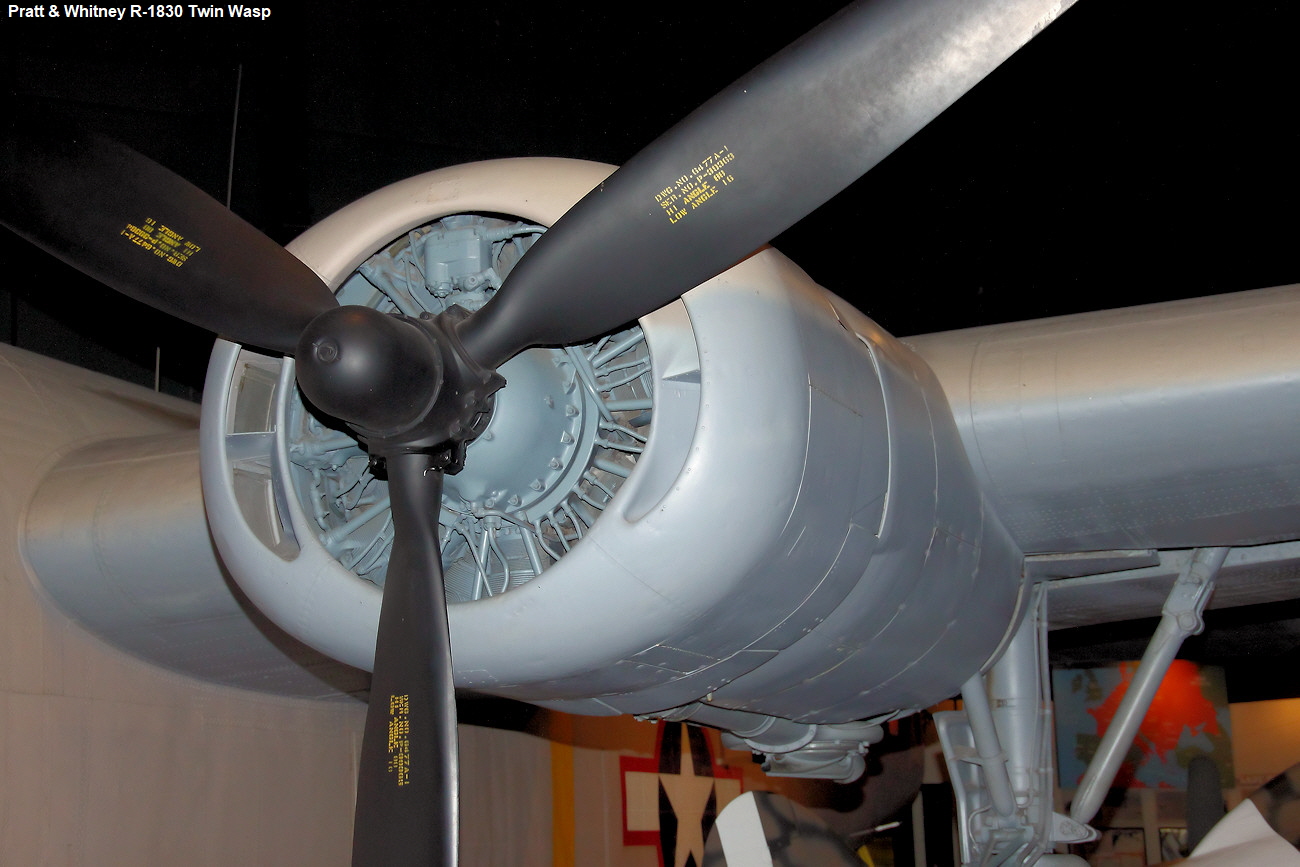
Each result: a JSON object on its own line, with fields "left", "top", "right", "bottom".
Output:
{"left": 296, "top": 305, "right": 444, "bottom": 437}
{"left": 295, "top": 305, "right": 506, "bottom": 467}
{"left": 311, "top": 337, "right": 341, "bottom": 364}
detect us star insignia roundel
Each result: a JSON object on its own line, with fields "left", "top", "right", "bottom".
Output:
{"left": 621, "top": 721, "right": 745, "bottom": 867}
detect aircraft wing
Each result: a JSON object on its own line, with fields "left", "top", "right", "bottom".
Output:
{"left": 907, "top": 284, "right": 1300, "bottom": 627}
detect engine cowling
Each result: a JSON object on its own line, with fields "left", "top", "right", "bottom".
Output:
{"left": 200, "top": 158, "right": 1026, "bottom": 775}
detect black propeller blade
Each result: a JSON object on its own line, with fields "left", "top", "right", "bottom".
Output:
{"left": 351, "top": 452, "right": 458, "bottom": 867}
{"left": 1, "top": 1, "right": 1075, "bottom": 865}
{"left": 458, "top": 0, "right": 1075, "bottom": 369}
{"left": 0, "top": 126, "right": 337, "bottom": 355}
{"left": 0, "top": 128, "right": 467, "bottom": 865}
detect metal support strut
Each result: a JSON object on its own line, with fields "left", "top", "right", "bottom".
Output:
{"left": 1069, "top": 546, "right": 1228, "bottom": 826}
{"left": 938, "top": 584, "right": 1094, "bottom": 867}
{"left": 961, "top": 671, "right": 1020, "bottom": 821}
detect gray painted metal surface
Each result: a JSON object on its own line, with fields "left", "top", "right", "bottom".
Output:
{"left": 1045, "top": 541, "right": 1300, "bottom": 629}
{"left": 15, "top": 350, "right": 367, "bottom": 698}
{"left": 906, "top": 285, "right": 1300, "bottom": 553}
{"left": 20, "top": 157, "right": 1300, "bottom": 800}
{"left": 1070, "top": 548, "right": 1227, "bottom": 825}
{"left": 941, "top": 588, "right": 1095, "bottom": 865}
{"left": 26, "top": 156, "right": 1300, "bottom": 775}
{"left": 198, "top": 159, "right": 1026, "bottom": 734}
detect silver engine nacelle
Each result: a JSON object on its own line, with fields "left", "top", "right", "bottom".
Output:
{"left": 200, "top": 159, "right": 1026, "bottom": 772}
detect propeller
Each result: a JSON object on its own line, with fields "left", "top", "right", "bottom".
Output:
{"left": 456, "top": 0, "right": 1078, "bottom": 369}
{"left": 0, "top": 0, "right": 1072, "bottom": 863}
{"left": 350, "top": 451, "right": 458, "bottom": 866}
{"left": 0, "top": 126, "right": 337, "bottom": 356}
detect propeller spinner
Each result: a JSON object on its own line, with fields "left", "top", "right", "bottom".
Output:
{"left": 0, "top": 0, "right": 1073, "bottom": 863}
